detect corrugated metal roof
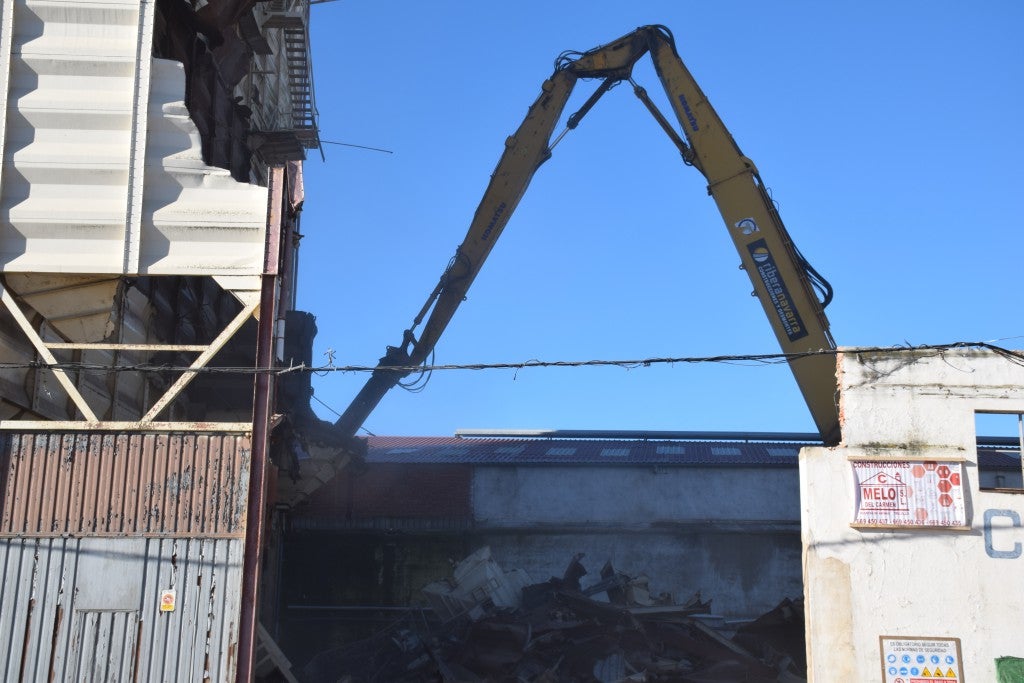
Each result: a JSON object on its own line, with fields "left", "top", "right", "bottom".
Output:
{"left": 365, "top": 436, "right": 804, "bottom": 466}
{"left": 979, "top": 447, "right": 1023, "bottom": 471}
{"left": 363, "top": 437, "right": 1020, "bottom": 469}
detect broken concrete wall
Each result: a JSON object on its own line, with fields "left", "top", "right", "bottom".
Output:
{"left": 289, "top": 456, "right": 804, "bottom": 626}
{"left": 483, "top": 529, "right": 801, "bottom": 617}
{"left": 473, "top": 464, "right": 802, "bottom": 619}
{"left": 801, "top": 347, "right": 1024, "bottom": 681}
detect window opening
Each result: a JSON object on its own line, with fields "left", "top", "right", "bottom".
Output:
{"left": 976, "top": 412, "right": 1024, "bottom": 492}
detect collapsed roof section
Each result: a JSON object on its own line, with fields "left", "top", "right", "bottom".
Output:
{"left": 156, "top": 0, "right": 321, "bottom": 174}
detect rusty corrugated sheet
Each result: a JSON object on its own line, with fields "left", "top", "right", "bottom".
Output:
{"left": 0, "top": 432, "right": 250, "bottom": 537}
{"left": 0, "top": 431, "right": 250, "bottom": 681}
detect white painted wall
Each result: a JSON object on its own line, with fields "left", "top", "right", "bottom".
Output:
{"left": 801, "top": 348, "right": 1024, "bottom": 681}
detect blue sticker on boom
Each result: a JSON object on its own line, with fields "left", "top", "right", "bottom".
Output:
{"left": 747, "top": 239, "right": 808, "bottom": 342}
{"left": 677, "top": 94, "right": 699, "bottom": 132}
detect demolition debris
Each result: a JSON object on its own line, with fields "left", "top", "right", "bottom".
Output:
{"left": 298, "top": 548, "right": 806, "bottom": 683}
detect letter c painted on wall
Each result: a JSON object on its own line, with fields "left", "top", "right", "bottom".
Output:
{"left": 984, "top": 509, "right": 1022, "bottom": 559}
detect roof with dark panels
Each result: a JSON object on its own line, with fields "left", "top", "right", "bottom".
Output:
{"left": 979, "top": 447, "right": 1024, "bottom": 471}
{"left": 365, "top": 436, "right": 808, "bottom": 466}
{"left": 363, "top": 437, "right": 1021, "bottom": 468}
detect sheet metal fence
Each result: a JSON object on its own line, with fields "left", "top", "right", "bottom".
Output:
{"left": 0, "top": 431, "right": 250, "bottom": 682}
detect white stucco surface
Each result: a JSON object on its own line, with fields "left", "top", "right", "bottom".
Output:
{"left": 801, "top": 347, "right": 1024, "bottom": 681}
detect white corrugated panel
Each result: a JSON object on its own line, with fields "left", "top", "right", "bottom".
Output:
{"left": 0, "top": 0, "right": 268, "bottom": 276}
{"left": 0, "top": 536, "right": 244, "bottom": 681}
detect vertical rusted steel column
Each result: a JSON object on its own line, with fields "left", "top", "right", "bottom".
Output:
{"left": 278, "top": 161, "right": 304, "bottom": 313}
{"left": 237, "top": 166, "right": 285, "bottom": 682}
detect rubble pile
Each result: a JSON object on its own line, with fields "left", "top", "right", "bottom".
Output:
{"left": 300, "top": 549, "right": 806, "bottom": 683}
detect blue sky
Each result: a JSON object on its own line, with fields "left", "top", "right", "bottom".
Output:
{"left": 296, "top": 2, "right": 1023, "bottom": 438}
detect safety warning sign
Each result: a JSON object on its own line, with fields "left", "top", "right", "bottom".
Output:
{"left": 159, "top": 589, "right": 176, "bottom": 613}
{"left": 879, "top": 636, "right": 963, "bottom": 683}
{"left": 852, "top": 461, "right": 966, "bottom": 527}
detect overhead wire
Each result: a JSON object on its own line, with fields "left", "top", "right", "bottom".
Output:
{"left": 319, "top": 139, "right": 394, "bottom": 154}
{"left": 1, "top": 341, "right": 1021, "bottom": 376}
{"left": 310, "top": 393, "right": 376, "bottom": 435}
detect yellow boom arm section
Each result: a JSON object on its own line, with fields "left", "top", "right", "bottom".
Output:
{"left": 335, "top": 25, "right": 840, "bottom": 445}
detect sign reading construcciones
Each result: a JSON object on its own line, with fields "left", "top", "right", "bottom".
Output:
{"left": 852, "top": 461, "right": 966, "bottom": 528}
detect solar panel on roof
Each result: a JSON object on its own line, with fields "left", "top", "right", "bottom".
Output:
{"left": 767, "top": 447, "right": 798, "bottom": 457}
{"left": 711, "top": 446, "right": 742, "bottom": 456}
{"left": 600, "top": 447, "right": 630, "bottom": 457}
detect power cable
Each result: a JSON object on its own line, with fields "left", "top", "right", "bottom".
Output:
{"left": 310, "top": 392, "right": 376, "bottom": 436}
{"left": 319, "top": 140, "right": 394, "bottom": 154}
{"left": 1, "top": 341, "right": 1020, "bottom": 376}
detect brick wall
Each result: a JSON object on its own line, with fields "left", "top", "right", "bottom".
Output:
{"left": 302, "top": 463, "right": 472, "bottom": 519}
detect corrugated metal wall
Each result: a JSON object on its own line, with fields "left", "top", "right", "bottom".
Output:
{"left": 0, "top": 432, "right": 250, "bottom": 681}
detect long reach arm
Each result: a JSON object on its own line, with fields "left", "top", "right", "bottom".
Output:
{"left": 334, "top": 25, "right": 840, "bottom": 445}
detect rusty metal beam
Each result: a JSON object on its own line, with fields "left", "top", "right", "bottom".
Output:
{"left": 0, "top": 421, "right": 251, "bottom": 432}
{"left": 237, "top": 165, "right": 285, "bottom": 683}
{"left": 237, "top": 275, "right": 276, "bottom": 683}
{"left": 44, "top": 343, "right": 208, "bottom": 352}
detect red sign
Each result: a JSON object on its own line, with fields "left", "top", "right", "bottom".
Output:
{"left": 854, "top": 462, "right": 965, "bottom": 527}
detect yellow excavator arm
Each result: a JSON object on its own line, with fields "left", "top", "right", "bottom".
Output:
{"left": 335, "top": 25, "right": 840, "bottom": 445}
